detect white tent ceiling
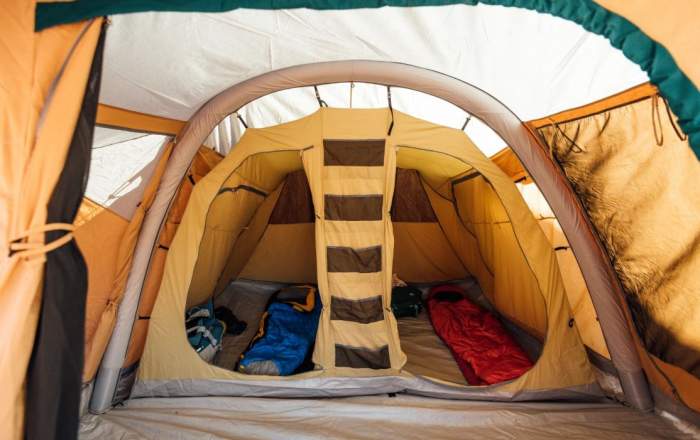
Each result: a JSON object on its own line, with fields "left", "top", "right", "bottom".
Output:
{"left": 87, "top": 127, "right": 169, "bottom": 218}
{"left": 99, "top": 4, "right": 648, "bottom": 154}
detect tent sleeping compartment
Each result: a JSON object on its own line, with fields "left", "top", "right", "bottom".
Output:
{"left": 4, "top": 2, "right": 700, "bottom": 439}
{"left": 200, "top": 166, "right": 542, "bottom": 385}
{"left": 136, "top": 106, "right": 586, "bottom": 396}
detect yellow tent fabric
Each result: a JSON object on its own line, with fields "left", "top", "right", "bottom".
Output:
{"left": 594, "top": 0, "right": 700, "bottom": 89}
{"left": 74, "top": 201, "right": 130, "bottom": 380}
{"left": 488, "top": 150, "right": 610, "bottom": 358}
{"left": 4, "top": 2, "right": 700, "bottom": 435}
{"left": 538, "top": 92, "right": 700, "bottom": 413}
{"left": 79, "top": 142, "right": 173, "bottom": 382}
{"left": 140, "top": 108, "right": 594, "bottom": 394}
{"left": 0, "top": 2, "right": 102, "bottom": 436}
{"left": 122, "top": 147, "right": 223, "bottom": 369}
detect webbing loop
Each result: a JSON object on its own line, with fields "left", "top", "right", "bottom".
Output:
{"left": 661, "top": 95, "right": 687, "bottom": 142}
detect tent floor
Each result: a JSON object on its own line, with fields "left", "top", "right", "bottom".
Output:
{"left": 397, "top": 308, "right": 468, "bottom": 385}
{"left": 78, "top": 394, "right": 692, "bottom": 439}
{"left": 212, "top": 287, "right": 471, "bottom": 384}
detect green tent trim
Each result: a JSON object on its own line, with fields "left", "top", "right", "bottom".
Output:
{"left": 35, "top": 0, "right": 700, "bottom": 159}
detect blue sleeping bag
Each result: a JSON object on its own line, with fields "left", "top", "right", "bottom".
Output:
{"left": 239, "top": 287, "right": 321, "bottom": 376}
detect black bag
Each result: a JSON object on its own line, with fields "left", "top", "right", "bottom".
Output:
{"left": 391, "top": 286, "right": 423, "bottom": 318}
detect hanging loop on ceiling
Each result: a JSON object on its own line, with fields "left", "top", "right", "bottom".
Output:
{"left": 661, "top": 96, "right": 687, "bottom": 142}
{"left": 387, "top": 86, "right": 395, "bottom": 136}
{"left": 545, "top": 118, "right": 585, "bottom": 155}
{"left": 235, "top": 113, "right": 248, "bottom": 129}
{"left": 314, "top": 85, "right": 328, "bottom": 108}
{"left": 461, "top": 115, "right": 472, "bottom": 131}
{"left": 349, "top": 82, "right": 355, "bottom": 108}
{"left": 651, "top": 95, "right": 664, "bottom": 146}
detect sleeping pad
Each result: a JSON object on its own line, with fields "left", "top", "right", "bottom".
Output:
{"left": 427, "top": 285, "right": 533, "bottom": 385}
{"left": 239, "top": 285, "right": 321, "bottom": 376}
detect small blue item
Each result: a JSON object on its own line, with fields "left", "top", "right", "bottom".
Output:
{"left": 239, "top": 291, "right": 321, "bottom": 376}
{"left": 185, "top": 300, "right": 224, "bottom": 362}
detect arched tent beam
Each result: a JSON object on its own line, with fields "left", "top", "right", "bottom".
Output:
{"left": 92, "top": 60, "right": 653, "bottom": 412}
{"left": 35, "top": 0, "right": 700, "bottom": 159}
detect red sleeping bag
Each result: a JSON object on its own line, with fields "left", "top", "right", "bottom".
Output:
{"left": 427, "top": 285, "right": 533, "bottom": 385}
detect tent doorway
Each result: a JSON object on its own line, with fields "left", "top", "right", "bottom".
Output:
{"left": 192, "top": 156, "right": 545, "bottom": 386}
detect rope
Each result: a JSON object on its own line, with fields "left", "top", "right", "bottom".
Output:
{"left": 8, "top": 223, "right": 76, "bottom": 259}
{"left": 235, "top": 113, "right": 248, "bottom": 129}
{"left": 651, "top": 94, "right": 664, "bottom": 146}
{"left": 546, "top": 120, "right": 558, "bottom": 160}
{"left": 600, "top": 112, "right": 612, "bottom": 134}
{"left": 662, "top": 96, "right": 687, "bottom": 142}
{"left": 387, "top": 86, "right": 394, "bottom": 136}
{"left": 545, "top": 118, "right": 584, "bottom": 156}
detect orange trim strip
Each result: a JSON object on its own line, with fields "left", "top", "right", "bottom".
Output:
{"left": 528, "top": 82, "right": 658, "bottom": 129}
{"left": 96, "top": 103, "right": 186, "bottom": 136}
{"left": 489, "top": 147, "right": 528, "bottom": 181}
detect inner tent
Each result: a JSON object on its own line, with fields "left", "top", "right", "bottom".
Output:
{"left": 138, "top": 107, "right": 594, "bottom": 396}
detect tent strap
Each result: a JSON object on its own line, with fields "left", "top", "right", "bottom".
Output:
{"left": 387, "top": 86, "right": 394, "bottom": 135}
{"left": 461, "top": 115, "right": 472, "bottom": 131}
{"left": 544, "top": 118, "right": 584, "bottom": 156}
{"left": 8, "top": 223, "right": 76, "bottom": 260}
{"left": 314, "top": 86, "right": 328, "bottom": 108}
{"left": 236, "top": 113, "right": 248, "bottom": 129}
